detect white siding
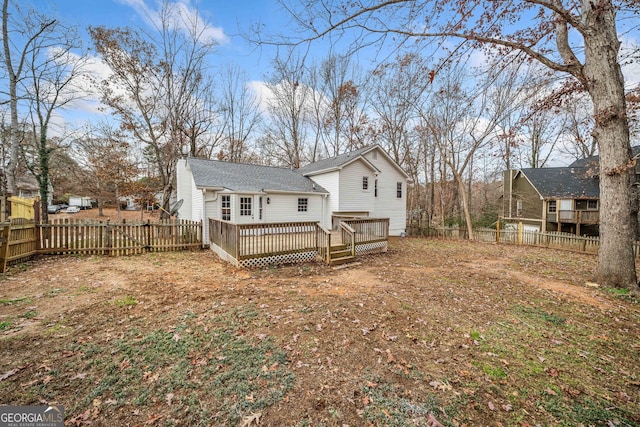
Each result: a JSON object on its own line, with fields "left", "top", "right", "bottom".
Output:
{"left": 363, "top": 148, "right": 408, "bottom": 235}
{"left": 307, "top": 171, "right": 339, "bottom": 229}
{"left": 337, "top": 160, "right": 375, "bottom": 213}
{"left": 263, "top": 193, "right": 324, "bottom": 224}
{"left": 175, "top": 159, "right": 193, "bottom": 220}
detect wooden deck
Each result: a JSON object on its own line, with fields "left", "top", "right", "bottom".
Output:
{"left": 209, "top": 218, "right": 389, "bottom": 268}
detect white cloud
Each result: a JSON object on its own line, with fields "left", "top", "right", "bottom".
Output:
{"left": 620, "top": 35, "right": 640, "bottom": 89}
{"left": 118, "top": 0, "right": 228, "bottom": 45}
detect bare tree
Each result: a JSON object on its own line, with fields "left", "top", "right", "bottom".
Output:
{"left": 74, "top": 124, "right": 139, "bottom": 220}
{"left": 90, "top": 1, "right": 218, "bottom": 216}
{"left": 216, "top": 64, "right": 261, "bottom": 162}
{"left": 426, "top": 63, "right": 514, "bottom": 239}
{"left": 23, "top": 26, "right": 86, "bottom": 221}
{"left": 260, "top": 55, "right": 311, "bottom": 168}
{"left": 1, "top": 0, "right": 55, "bottom": 196}
{"left": 278, "top": 0, "right": 640, "bottom": 293}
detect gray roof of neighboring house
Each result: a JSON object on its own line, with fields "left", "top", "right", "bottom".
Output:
{"left": 296, "top": 145, "right": 376, "bottom": 175}
{"left": 519, "top": 167, "right": 599, "bottom": 199}
{"left": 187, "top": 157, "right": 329, "bottom": 194}
{"left": 569, "top": 145, "right": 640, "bottom": 168}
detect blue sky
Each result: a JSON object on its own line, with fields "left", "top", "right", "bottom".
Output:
{"left": 48, "top": 0, "right": 287, "bottom": 81}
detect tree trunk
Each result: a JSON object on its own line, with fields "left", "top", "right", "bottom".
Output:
{"left": 2, "top": 0, "right": 18, "bottom": 195}
{"left": 453, "top": 170, "right": 474, "bottom": 240}
{"left": 582, "top": 1, "right": 638, "bottom": 293}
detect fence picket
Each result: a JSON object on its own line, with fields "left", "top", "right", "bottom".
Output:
{"left": 0, "top": 219, "right": 202, "bottom": 270}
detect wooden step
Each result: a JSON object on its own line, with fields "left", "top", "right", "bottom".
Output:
{"left": 329, "top": 255, "right": 355, "bottom": 266}
{"left": 330, "top": 248, "right": 353, "bottom": 259}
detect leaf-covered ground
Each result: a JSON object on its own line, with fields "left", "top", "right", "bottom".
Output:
{"left": 1, "top": 237, "right": 638, "bottom": 426}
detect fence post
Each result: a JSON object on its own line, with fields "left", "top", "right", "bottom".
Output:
{"left": 0, "top": 222, "right": 11, "bottom": 273}
{"left": 496, "top": 219, "right": 500, "bottom": 243}
{"left": 518, "top": 222, "right": 523, "bottom": 245}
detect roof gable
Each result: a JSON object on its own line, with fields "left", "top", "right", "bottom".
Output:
{"left": 297, "top": 144, "right": 410, "bottom": 179}
{"left": 187, "top": 158, "right": 328, "bottom": 194}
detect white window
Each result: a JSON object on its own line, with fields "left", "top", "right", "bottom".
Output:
{"left": 221, "top": 195, "right": 231, "bottom": 221}
{"left": 588, "top": 200, "right": 598, "bottom": 210}
{"left": 516, "top": 200, "right": 523, "bottom": 216}
{"left": 396, "top": 182, "right": 402, "bottom": 198}
{"left": 240, "top": 197, "right": 252, "bottom": 216}
{"left": 362, "top": 176, "right": 369, "bottom": 191}
{"left": 548, "top": 200, "right": 557, "bottom": 213}
{"left": 374, "top": 179, "right": 378, "bottom": 197}
{"left": 298, "top": 198, "right": 308, "bottom": 212}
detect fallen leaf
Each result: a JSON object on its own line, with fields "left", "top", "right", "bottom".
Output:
{"left": 545, "top": 387, "right": 558, "bottom": 396}
{"left": 145, "top": 414, "right": 163, "bottom": 425}
{"left": 240, "top": 412, "right": 261, "bottom": 427}
{"left": 488, "top": 401, "right": 496, "bottom": 411}
{"left": 166, "top": 393, "right": 174, "bottom": 405}
{"left": 386, "top": 349, "right": 395, "bottom": 363}
{"left": 0, "top": 368, "right": 20, "bottom": 382}
{"left": 426, "top": 413, "right": 445, "bottom": 427}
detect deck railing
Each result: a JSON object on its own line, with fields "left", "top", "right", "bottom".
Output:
{"left": 316, "top": 225, "right": 332, "bottom": 264}
{"left": 340, "top": 222, "right": 356, "bottom": 258}
{"left": 343, "top": 218, "right": 389, "bottom": 244}
{"left": 209, "top": 218, "right": 390, "bottom": 267}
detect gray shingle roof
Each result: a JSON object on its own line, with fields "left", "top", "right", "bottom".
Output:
{"left": 296, "top": 145, "right": 375, "bottom": 175}
{"left": 187, "top": 157, "right": 328, "bottom": 194}
{"left": 569, "top": 145, "right": 640, "bottom": 168}
{"left": 520, "top": 167, "right": 599, "bottom": 199}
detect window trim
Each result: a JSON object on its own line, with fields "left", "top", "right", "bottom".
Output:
{"left": 396, "top": 182, "right": 402, "bottom": 199}
{"left": 587, "top": 200, "right": 598, "bottom": 210}
{"left": 362, "top": 176, "right": 369, "bottom": 191}
{"left": 221, "top": 195, "right": 231, "bottom": 221}
{"left": 240, "top": 197, "right": 252, "bottom": 216}
{"left": 297, "top": 197, "right": 308, "bottom": 212}
{"left": 548, "top": 200, "right": 557, "bottom": 213}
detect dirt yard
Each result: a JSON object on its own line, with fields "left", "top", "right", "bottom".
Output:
{"left": 0, "top": 236, "right": 638, "bottom": 426}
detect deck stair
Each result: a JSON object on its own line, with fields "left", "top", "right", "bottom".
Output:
{"left": 329, "top": 243, "right": 355, "bottom": 266}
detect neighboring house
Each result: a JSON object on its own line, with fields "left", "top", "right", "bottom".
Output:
{"left": 177, "top": 144, "right": 410, "bottom": 244}
{"left": 15, "top": 175, "right": 54, "bottom": 205}
{"left": 502, "top": 146, "right": 640, "bottom": 236}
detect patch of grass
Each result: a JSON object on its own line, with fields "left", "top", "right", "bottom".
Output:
{"left": 112, "top": 296, "right": 137, "bottom": 307}
{"left": 360, "top": 376, "right": 445, "bottom": 426}
{"left": 0, "top": 320, "right": 13, "bottom": 331}
{"left": 76, "top": 307, "right": 294, "bottom": 426}
{"left": 514, "top": 306, "right": 566, "bottom": 326}
{"left": 541, "top": 394, "right": 638, "bottom": 427}
{"left": 0, "top": 296, "right": 32, "bottom": 305}
{"left": 45, "top": 288, "right": 66, "bottom": 297}
{"left": 20, "top": 310, "right": 38, "bottom": 319}
{"left": 482, "top": 364, "right": 508, "bottom": 379}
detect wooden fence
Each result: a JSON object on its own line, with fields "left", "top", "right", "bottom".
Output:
{"left": 408, "top": 223, "right": 639, "bottom": 257}
{"left": 0, "top": 218, "right": 202, "bottom": 272}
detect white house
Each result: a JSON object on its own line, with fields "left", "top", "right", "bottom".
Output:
{"left": 176, "top": 144, "right": 410, "bottom": 244}
{"left": 297, "top": 145, "right": 410, "bottom": 236}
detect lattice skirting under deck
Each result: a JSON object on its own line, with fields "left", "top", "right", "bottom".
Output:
{"left": 239, "top": 250, "right": 319, "bottom": 268}
{"left": 355, "top": 241, "right": 387, "bottom": 255}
